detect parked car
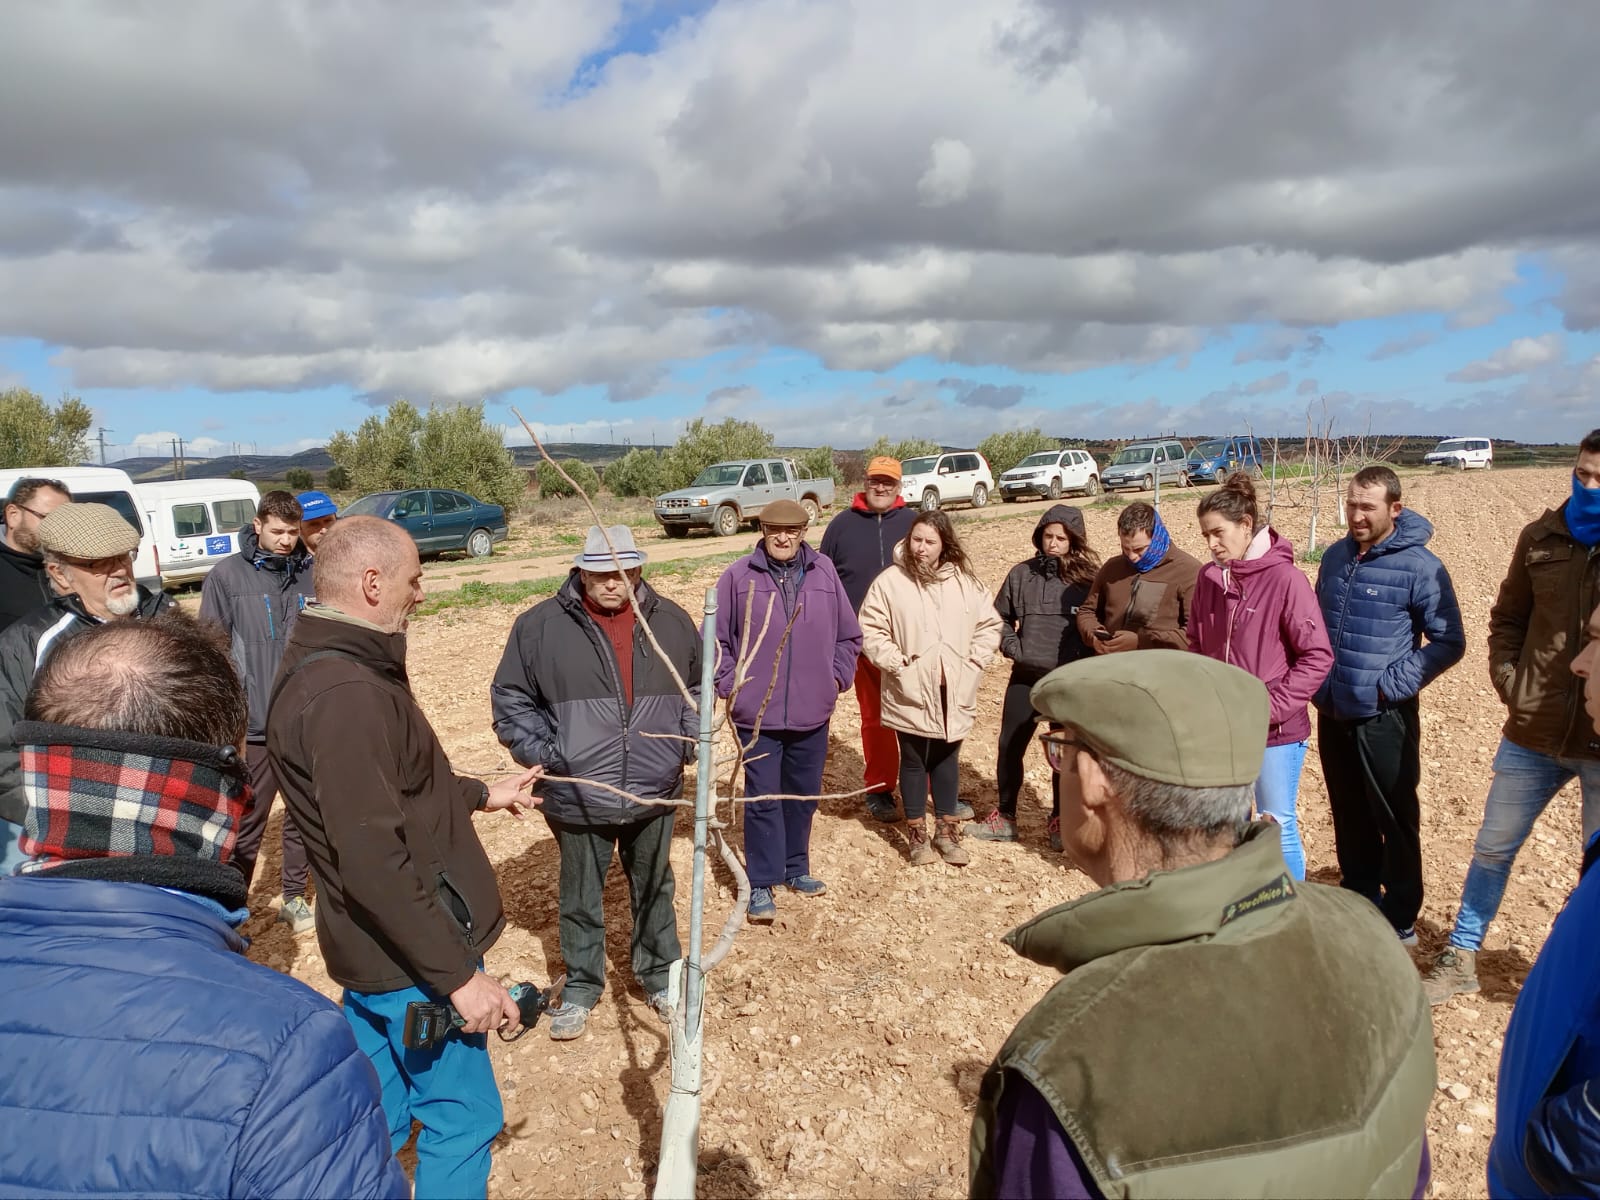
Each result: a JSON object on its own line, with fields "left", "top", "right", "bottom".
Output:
{"left": 1424, "top": 437, "right": 1493, "bottom": 470}
{"left": 1186, "top": 436, "right": 1264, "bottom": 484}
{"left": 899, "top": 451, "right": 994, "bottom": 512}
{"left": 136, "top": 478, "right": 261, "bottom": 587}
{"left": 654, "top": 458, "right": 836, "bottom": 538}
{"left": 0, "top": 466, "right": 161, "bottom": 590}
{"left": 1101, "top": 440, "right": 1191, "bottom": 493}
{"left": 998, "top": 449, "right": 1101, "bottom": 501}
{"left": 342, "top": 488, "right": 509, "bottom": 557}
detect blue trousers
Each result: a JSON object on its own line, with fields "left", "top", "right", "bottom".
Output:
{"left": 343, "top": 983, "right": 504, "bottom": 1200}
{"left": 1255, "top": 740, "right": 1309, "bottom": 881}
{"left": 739, "top": 723, "right": 829, "bottom": 888}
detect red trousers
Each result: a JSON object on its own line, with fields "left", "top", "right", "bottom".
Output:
{"left": 853, "top": 658, "right": 899, "bottom": 794}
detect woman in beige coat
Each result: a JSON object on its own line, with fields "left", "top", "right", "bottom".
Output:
{"left": 858, "top": 510, "right": 1003, "bottom": 866}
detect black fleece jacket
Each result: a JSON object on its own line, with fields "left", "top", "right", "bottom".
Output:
{"left": 994, "top": 504, "right": 1093, "bottom": 680}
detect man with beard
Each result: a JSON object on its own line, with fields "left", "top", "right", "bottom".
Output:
{"left": 0, "top": 477, "right": 71, "bottom": 632}
{"left": 0, "top": 503, "right": 171, "bottom": 874}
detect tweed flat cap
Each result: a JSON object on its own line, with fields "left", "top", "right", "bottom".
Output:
{"left": 1030, "top": 650, "right": 1269, "bottom": 788}
{"left": 36, "top": 503, "right": 141, "bottom": 559}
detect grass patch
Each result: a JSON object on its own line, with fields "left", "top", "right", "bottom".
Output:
{"left": 643, "top": 550, "right": 746, "bottom": 581}
{"left": 1300, "top": 544, "right": 1327, "bottom": 564}
{"left": 1090, "top": 493, "right": 1128, "bottom": 508}
{"left": 416, "top": 574, "right": 564, "bottom": 616}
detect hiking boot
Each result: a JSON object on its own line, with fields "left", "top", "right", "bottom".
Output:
{"left": 647, "top": 990, "right": 674, "bottom": 1023}
{"left": 1422, "top": 947, "right": 1479, "bottom": 1006}
{"left": 547, "top": 1002, "right": 592, "bottom": 1041}
{"left": 865, "top": 792, "right": 900, "bottom": 823}
{"left": 1396, "top": 926, "right": 1419, "bottom": 948}
{"left": 933, "top": 818, "right": 971, "bottom": 867}
{"left": 784, "top": 874, "right": 827, "bottom": 896}
{"left": 905, "top": 817, "right": 937, "bottom": 866}
{"left": 967, "top": 810, "right": 1017, "bottom": 842}
{"left": 748, "top": 886, "right": 778, "bottom": 923}
{"left": 1047, "top": 814, "right": 1062, "bottom": 852}
{"left": 952, "top": 800, "right": 975, "bottom": 821}
{"left": 277, "top": 896, "right": 314, "bottom": 935}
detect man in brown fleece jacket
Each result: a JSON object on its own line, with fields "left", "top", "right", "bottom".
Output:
{"left": 1076, "top": 501, "right": 1200, "bottom": 653}
{"left": 267, "top": 516, "right": 541, "bottom": 1199}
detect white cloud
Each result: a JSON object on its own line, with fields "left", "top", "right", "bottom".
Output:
{"left": 917, "top": 139, "right": 976, "bottom": 207}
{"left": 1446, "top": 333, "right": 1564, "bottom": 382}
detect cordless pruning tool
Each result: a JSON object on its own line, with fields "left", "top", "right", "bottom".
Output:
{"left": 403, "top": 973, "right": 567, "bottom": 1049}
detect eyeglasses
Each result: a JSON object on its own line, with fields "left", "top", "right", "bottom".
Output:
{"left": 56, "top": 553, "right": 133, "bottom": 574}
{"left": 762, "top": 526, "right": 805, "bottom": 536}
{"left": 865, "top": 478, "right": 899, "bottom": 490}
{"left": 12, "top": 504, "right": 49, "bottom": 520}
{"left": 1038, "top": 731, "right": 1094, "bottom": 772}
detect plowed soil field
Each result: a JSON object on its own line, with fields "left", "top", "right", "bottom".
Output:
{"left": 242, "top": 465, "right": 1585, "bottom": 1199}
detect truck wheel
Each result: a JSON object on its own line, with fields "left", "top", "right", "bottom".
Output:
{"left": 466, "top": 528, "right": 494, "bottom": 558}
{"left": 1143, "top": 474, "right": 1154, "bottom": 492}
{"left": 1084, "top": 475, "right": 1100, "bottom": 497}
{"left": 664, "top": 525, "right": 689, "bottom": 539}
{"left": 921, "top": 488, "right": 940, "bottom": 512}
{"left": 971, "top": 483, "right": 988, "bottom": 508}
{"left": 800, "top": 497, "right": 821, "bottom": 523}
{"left": 1047, "top": 478, "right": 1062, "bottom": 500}
{"left": 714, "top": 505, "right": 740, "bottom": 537}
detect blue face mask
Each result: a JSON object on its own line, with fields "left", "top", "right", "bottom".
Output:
{"left": 1568, "top": 474, "right": 1600, "bottom": 548}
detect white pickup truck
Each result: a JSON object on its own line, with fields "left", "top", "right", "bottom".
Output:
{"left": 653, "top": 457, "right": 836, "bottom": 538}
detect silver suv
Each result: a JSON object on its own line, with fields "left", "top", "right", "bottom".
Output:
{"left": 1101, "top": 440, "right": 1190, "bottom": 493}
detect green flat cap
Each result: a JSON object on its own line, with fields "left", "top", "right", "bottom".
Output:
{"left": 1030, "top": 650, "right": 1269, "bottom": 787}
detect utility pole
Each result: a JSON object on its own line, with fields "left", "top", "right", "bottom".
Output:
{"left": 97, "top": 427, "right": 113, "bottom": 465}
{"left": 171, "top": 437, "right": 180, "bottom": 481}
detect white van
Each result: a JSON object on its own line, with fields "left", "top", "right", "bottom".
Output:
{"left": 1424, "top": 437, "right": 1494, "bottom": 470}
{"left": 0, "top": 466, "right": 161, "bottom": 591}
{"left": 136, "top": 478, "right": 262, "bottom": 587}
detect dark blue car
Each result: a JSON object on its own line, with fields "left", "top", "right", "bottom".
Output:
{"left": 342, "top": 488, "right": 510, "bottom": 558}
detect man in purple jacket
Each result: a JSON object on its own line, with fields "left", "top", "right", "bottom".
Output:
{"left": 715, "top": 499, "right": 861, "bottom": 923}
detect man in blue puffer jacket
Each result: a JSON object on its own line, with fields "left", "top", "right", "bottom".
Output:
{"left": 0, "top": 613, "right": 406, "bottom": 1199}
{"left": 1315, "top": 464, "right": 1465, "bottom": 941}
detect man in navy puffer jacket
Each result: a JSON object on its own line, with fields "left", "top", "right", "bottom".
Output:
{"left": 0, "top": 613, "right": 406, "bottom": 1199}
{"left": 1314, "top": 465, "right": 1465, "bottom": 941}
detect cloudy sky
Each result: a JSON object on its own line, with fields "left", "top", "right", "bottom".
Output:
{"left": 2, "top": 0, "right": 1598, "bottom": 459}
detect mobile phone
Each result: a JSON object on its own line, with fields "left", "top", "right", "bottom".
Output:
{"left": 1093, "top": 628, "right": 1113, "bottom": 641}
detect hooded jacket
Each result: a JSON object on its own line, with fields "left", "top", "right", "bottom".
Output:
{"left": 491, "top": 572, "right": 701, "bottom": 826}
{"left": 1313, "top": 509, "right": 1466, "bottom": 721}
{"left": 1189, "top": 527, "right": 1334, "bottom": 747}
{"left": 818, "top": 494, "right": 921, "bottom": 612}
{"left": 1486, "top": 503, "right": 1600, "bottom": 760}
{"left": 0, "top": 876, "right": 408, "bottom": 1199}
{"left": 198, "top": 526, "right": 316, "bottom": 743}
{"left": 0, "top": 585, "right": 172, "bottom": 824}
{"left": 267, "top": 609, "right": 505, "bottom": 997}
{"left": 1075, "top": 542, "right": 1201, "bottom": 651}
{"left": 858, "top": 551, "right": 1004, "bottom": 741}
{"left": 714, "top": 540, "right": 862, "bottom": 732}
{"left": 0, "top": 535, "right": 49, "bottom": 634}
{"left": 995, "top": 504, "right": 1093, "bottom": 680}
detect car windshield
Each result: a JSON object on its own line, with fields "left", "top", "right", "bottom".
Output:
{"left": 1432, "top": 439, "right": 1471, "bottom": 453}
{"left": 1189, "top": 440, "right": 1227, "bottom": 460}
{"left": 342, "top": 492, "right": 398, "bottom": 517}
{"left": 1015, "top": 453, "right": 1058, "bottom": 469}
{"left": 1110, "top": 447, "right": 1155, "bottom": 466}
{"left": 900, "top": 457, "right": 937, "bottom": 475}
{"left": 690, "top": 464, "right": 747, "bottom": 486}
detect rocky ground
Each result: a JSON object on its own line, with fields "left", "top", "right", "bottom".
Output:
{"left": 241, "top": 464, "right": 1584, "bottom": 1199}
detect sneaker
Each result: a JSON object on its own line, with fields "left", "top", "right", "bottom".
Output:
{"left": 1421, "top": 947, "right": 1479, "bottom": 1006}
{"left": 953, "top": 800, "right": 975, "bottom": 821}
{"left": 1396, "top": 926, "right": 1419, "bottom": 947}
{"left": 748, "top": 886, "right": 778, "bottom": 923}
{"left": 1047, "top": 814, "right": 1062, "bottom": 852}
{"left": 547, "top": 1002, "right": 591, "bottom": 1041}
{"left": 967, "top": 810, "right": 1018, "bottom": 842}
{"left": 277, "top": 896, "right": 314, "bottom": 935}
{"left": 784, "top": 874, "right": 827, "bottom": 896}
{"left": 865, "top": 792, "right": 900, "bottom": 823}
{"left": 647, "top": 990, "right": 673, "bottom": 1023}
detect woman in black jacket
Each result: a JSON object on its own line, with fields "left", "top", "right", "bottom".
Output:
{"left": 970, "top": 504, "right": 1098, "bottom": 847}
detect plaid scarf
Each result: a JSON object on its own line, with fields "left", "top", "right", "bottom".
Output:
{"left": 15, "top": 720, "right": 251, "bottom": 874}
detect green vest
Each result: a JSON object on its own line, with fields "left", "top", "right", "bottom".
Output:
{"left": 969, "top": 825, "right": 1436, "bottom": 1199}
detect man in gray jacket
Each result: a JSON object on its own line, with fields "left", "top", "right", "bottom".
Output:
{"left": 491, "top": 527, "right": 699, "bottom": 1043}
{"left": 198, "top": 490, "right": 316, "bottom": 930}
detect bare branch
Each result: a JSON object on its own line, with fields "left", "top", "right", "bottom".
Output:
{"left": 700, "top": 827, "right": 749, "bottom": 971}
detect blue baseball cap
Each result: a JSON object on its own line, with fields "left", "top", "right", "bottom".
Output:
{"left": 296, "top": 491, "right": 338, "bottom": 522}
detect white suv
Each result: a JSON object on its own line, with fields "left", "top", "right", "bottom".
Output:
{"left": 1423, "top": 437, "right": 1493, "bottom": 470}
{"left": 899, "top": 451, "right": 995, "bottom": 511}
{"left": 998, "top": 449, "right": 1101, "bottom": 502}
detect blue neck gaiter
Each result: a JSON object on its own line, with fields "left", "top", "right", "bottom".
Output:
{"left": 1134, "top": 513, "right": 1172, "bottom": 573}
{"left": 1566, "top": 476, "right": 1600, "bottom": 548}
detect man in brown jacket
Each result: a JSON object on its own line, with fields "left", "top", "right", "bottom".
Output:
{"left": 267, "top": 516, "right": 541, "bottom": 1198}
{"left": 1077, "top": 501, "right": 1200, "bottom": 653}
{"left": 1425, "top": 429, "right": 1600, "bottom": 1004}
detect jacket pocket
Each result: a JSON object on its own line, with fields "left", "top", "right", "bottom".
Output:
{"left": 437, "top": 872, "right": 475, "bottom": 943}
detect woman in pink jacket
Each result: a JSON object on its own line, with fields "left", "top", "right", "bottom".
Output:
{"left": 1189, "top": 474, "right": 1333, "bottom": 878}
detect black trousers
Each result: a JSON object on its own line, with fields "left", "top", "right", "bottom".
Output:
{"left": 996, "top": 674, "right": 1064, "bottom": 820}
{"left": 1317, "top": 700, "right": 1423, "bottom": 932}
{"left": 233, "top": 744, "right": 310, "bottom": 901}
{"left": 898, "top": 733, "right": 962, "bottom": 821}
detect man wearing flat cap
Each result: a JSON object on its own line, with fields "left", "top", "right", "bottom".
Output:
{"left": 492, "top": 525, "right": 699, "bottom": 1042}
{"left": 0, "top": 503, "right": 171, "bottom": 874}
{"left": 968, "top": 650, "right": 1436, "bottom": 1200}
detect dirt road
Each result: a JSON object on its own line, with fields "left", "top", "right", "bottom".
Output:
{"left": 242, "top": 466, "right": 1575, "bottom": 1199}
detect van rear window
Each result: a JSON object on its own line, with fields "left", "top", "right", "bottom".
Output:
{"left": 77, "top": 491, "right": 144, "bottom": 537}
{"left": 213, "top": 499, "right": 254, "bottom": 533}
